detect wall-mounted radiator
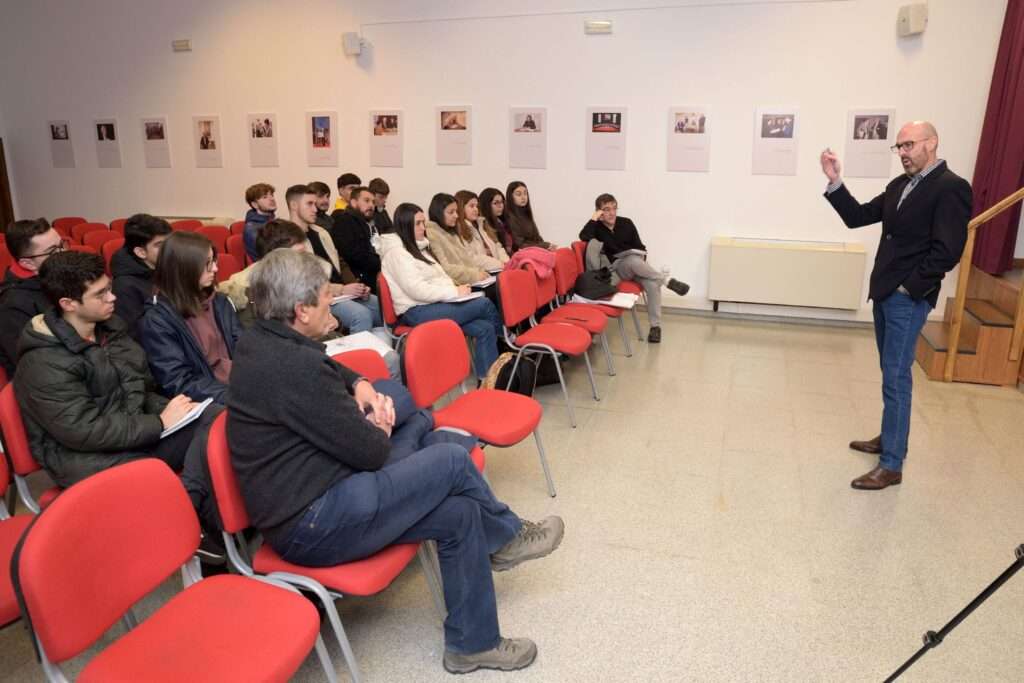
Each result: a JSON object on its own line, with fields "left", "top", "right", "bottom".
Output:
{"left": 708, "top": 237, "right": 866, "bottom": 311}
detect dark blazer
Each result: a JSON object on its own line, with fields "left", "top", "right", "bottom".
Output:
{"left": 110, "top": 247, "right": 154, "bottom": 340}
{"left": 579, "top": 217, "right": 647, "bottom": 257}
{"left": 0, "top": 271, "right": 50, "bottom": 377}
{"left": 330, "top": 209, "right": 381, "bottom": 290}
{"left": 824, "top": 161, "right": 972, "bottom": 307}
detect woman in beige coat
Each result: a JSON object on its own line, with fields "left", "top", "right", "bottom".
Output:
{"left": 456, "top": 190, "right": 508, "bottom": 271}
{"left": 425, "top": 192, "right": 488, "bottom": 285}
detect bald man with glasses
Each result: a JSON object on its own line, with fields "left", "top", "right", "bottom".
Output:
{"left": 820, "top": 121, "right": 972, "bottom": 490}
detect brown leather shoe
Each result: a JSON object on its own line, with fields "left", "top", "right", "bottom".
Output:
{"left": 851, "top": 466, "right": 902, "bottom": 490}
{"left": 849, "top": 435, "right": 882, "bottom": 454}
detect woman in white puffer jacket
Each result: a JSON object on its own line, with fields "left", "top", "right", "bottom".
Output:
{"left": 380, "top": 203, "right": 503, "bottom": 379}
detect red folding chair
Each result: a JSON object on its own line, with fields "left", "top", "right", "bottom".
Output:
{"left": 206, "top": 412, "right": 448, "bottom": 683}
{"left": 497, "top": 269, "right": 598, "bottom": 427}
{"left": 229, "top": 221, "right": 246, "bottom": 235}
{"left": 404, "top": 320, "right": 554, "bottom": 495}
{"left": 13, "top": 459, "right": 327, "bottom": 683}
{"left": 109, "top": 218, "right": 128, "bottom": 235}
{"left": 170, "top": 219, "right": 202, "bottom": 232}
{"left": 226, "top": 234, "right": 249, "bottom": 267}
{"left": 71, "top": 222, "right": 108, "bottom": 245}
{"left": 0, "top": 247, "right": 11, "bottom": 279}
{"left": 102, "top": 237, "right": 125, "bottom": 274}
{"left": 571, "top": 241, "right": 644, "bottom": 344}
{"left": 0, "top": 384, "right": 61, "bottom": 513}
{"left": 51, "top": 217, "right": 86, "bottom": 237}
{"left": 376, "top": 274, "right": 414, "bottom": 350}
{"left": 215, "top": 253, "right": 241, "bottom": 284}
{"left": 0, "top": 439, "right": 33, "bottom": 630}
{"left": 197, "top": 225, "right": 229, "bottom": 254}
{"left": 83, "top": 229, "right": 122, "bottom": 252}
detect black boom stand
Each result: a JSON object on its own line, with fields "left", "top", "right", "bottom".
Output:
{"left": 885, "top": 544, "right": 1024, "bottom": 682}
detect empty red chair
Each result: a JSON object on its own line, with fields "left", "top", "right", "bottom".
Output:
{"left": 570, "top": 241, "right": 644, "bottom": 350}
{"left": 52, "top": 217, "right": 86, "bottom": 236}
{"left": 377, "top": 274, "right": 414, "bottom": 350}
{"left": 215, "top": 253, "right": 241, "bottom": 284}
{"left": 13, "top": 459, "right": 325, "bottom": 683}
{"left": 0, "top": 384, "right": 61, "bottom": 513}
{"left": 66, "top": 244, "right": 98, "bottom": 255}
{"left": 497, "top": 269, "right": 598, "bottom": 427}
{"left": 0, "top": 437, "right": 33, "bottom": 630}
{"left": 404, "top": 320, "right": 554, "bottom": 495}
{"left": 206, "top": 412, "right": 447, "bottom": 683}
{"left": 197, "top": 225, "right": 229, "bottom": 253}
{"left": 110, "top": 218, "right": 128, "bottom": 235}
{"left": 83, "top": 229, "right": 121, "bottom": 252}
{"left": 226, "top": 234, "right": 249, "bottom": 266}
{"left": 230, "top": 220, "right": 246, "bottom": 235}
{"left": 170, "top": 219, "right": 202, "bottom": 232}
{"left": 71, "top": 222, "right": 108, "bottom": 244}
{"left": 102, "top": 237, "right": 125, "bottom": 274}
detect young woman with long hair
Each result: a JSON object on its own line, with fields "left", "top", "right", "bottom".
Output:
{"left": 504, "top": 181, "right": 555, "bottom": 252}
{"left": 477, "top": 187, "right": 515, "bottom": 260}
{"left": 424, "top": 192, "right": 488, "bottom": 285}
{"left": 456, "top": 190, "right": 508, "bottom": 270}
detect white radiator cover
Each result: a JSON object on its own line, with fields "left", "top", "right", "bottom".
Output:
{"left": 709, "top": 237, "right": 867, "bottom": 310}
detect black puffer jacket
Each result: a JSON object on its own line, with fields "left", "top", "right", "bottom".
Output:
{"left": 14, "top": 310, "right": 169, "bottom": 488}
{"left": 0, "top": 270, "right": 51, "bottom": 378}
{"left": 110, "top": 247, "right": 154, "bottom": 340}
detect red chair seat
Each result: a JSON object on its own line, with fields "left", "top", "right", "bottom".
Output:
{"left": 394, "top": 324, "right": 413, "bottom": 336}
{"left": 617, "top": 280, "right": 643, "bottom": 295}
{"left": 516, "top": 322, "right": 591, "bottom": 355}
{"left": 434, "top": 391, "right": 541, "bottom": 446}
{"left": 589, "top": 303, "right": 625, "bottom": 319}
{"left": 0, "top": 514, "right": 33, "bottom": 626}
{"left": 254, "top": 543, "right": 420, "bottom": 597}
{"left": 542, "top": 306, "right": 608, "bottom": 334}
{"left": 38, "top": 487, "right": 62, "bottom": 510}
{"left": 79, "top": 574, "right": 318, "bottom": 683}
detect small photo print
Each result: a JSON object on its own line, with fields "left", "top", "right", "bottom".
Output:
{"left": 251, "top": 117, "right": 274, "bottom": 139}
{"left": 144, "top": 122, "right": 165, "bottom": 140}
{"left": 513, "top": 112, "right": 542, "bottom": 133}
{"left": 674, "top": 112, "right": 706, "bottom": 134}
{"left": 373, "top": 114, "right": 399, "bottom": 136}
{"left": 197, "top": 119, "right": 217, "bottom": 149}
{"left": 96, "top": 123, "right": 116, "bottom": 141}
{"left": 440, "top": 110, "right": 467, "bottom": 130}
{"left": 853, "top": 115, "right": 889, "bottom": 140}
{"left": 760, "top": 114, "right": 794, "bottom": 139}
{"left": 312, "top": 116, "right": 331, "bottom": 148}
{"left": 50, "top": 123, "right": 69, "bottom": 141}
{"left": 591, "top": 112, "right": 622, "bottom": 133}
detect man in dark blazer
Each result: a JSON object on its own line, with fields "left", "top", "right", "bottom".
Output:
{"left": 821, "top": 121, "right": 972, "bottom": 490}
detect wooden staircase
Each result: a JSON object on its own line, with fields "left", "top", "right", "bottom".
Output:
{"left": 915, "top": 186, "right": 1024, "bottom": 386}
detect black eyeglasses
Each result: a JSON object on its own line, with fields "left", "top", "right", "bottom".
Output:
{"left": 890, "top": 139, "right": 929, "bottom": 154}
{"left": 22, "top": 239, "right": 67, "bottom": 259}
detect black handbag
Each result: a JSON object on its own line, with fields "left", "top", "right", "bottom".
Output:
{"left": 574, "top": 268, "right": 617, "bottom": 300}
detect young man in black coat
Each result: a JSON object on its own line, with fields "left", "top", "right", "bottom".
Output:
{"left": 330, "top": 186, "right": 382, "bottom": 291}
{"left": 821, "top": 120, "right": 972, "bottom": 490}
{"left": 110, "top": 213, "right": 171, "bottom": 339}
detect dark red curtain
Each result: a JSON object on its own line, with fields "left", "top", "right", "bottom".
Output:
{"left": 971, "top": 0, "right": 1024, "bottom": 274}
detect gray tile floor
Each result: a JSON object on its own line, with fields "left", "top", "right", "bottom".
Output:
{"left": 3, "top": 313, "right": 1024, "bottom": 682}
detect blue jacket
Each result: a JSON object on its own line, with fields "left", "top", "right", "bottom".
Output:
{"left": 243, "top": 209, "right": 275, "bottom": 261}
{"left": 138, "top": 293, "right": 241, "bottom": 404}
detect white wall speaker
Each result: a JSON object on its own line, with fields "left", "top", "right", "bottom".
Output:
{"left": 897, "top": 4, "right": 928, "bottom": 37}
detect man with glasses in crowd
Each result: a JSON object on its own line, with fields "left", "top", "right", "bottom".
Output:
{"left": 0, "top": 218, "right": 66, "bottom": 376}
{"left": 820, "top": 120, "right": 972, "bottom": 490}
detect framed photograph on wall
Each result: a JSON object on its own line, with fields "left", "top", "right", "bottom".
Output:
{"left": 509, "top": 107, "right": 546, "bottom": 169}
{"left": 370, "top": 110, "right": 403, "bottom": 167}
{"left": 48, "top": 119, "right": 75, "bottom": 168}
{"left": 752, "top": 106, "right": 799, "bottom": 175}
{"left": 247, "top": 112, "right": 279, "bottom": 167}
{"left": 141, "top": 116, "right": 171, "bottom": 168}
{"left": 586, "top": 107, "right": 627, "bottom": 170}
{"left": 307, "top": 110, "right": 338, "bottom": 167}
{"left": 436, "top": 106, "right": 472, "bottom": 165}
{"left": 193, "top": 115, "right": 223, "bottom": 168}
{"left": 667, "top": 106, "right": 710, "bottom": 172}
{"left": 94, "top": 118, "right": 122, "bottom": 169}
{"left": 844, "top": 108, "right": 896, "bottom": 178}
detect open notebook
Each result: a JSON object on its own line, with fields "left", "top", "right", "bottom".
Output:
{"left": 160, "top": 397, "right": 214, "bottom": 439}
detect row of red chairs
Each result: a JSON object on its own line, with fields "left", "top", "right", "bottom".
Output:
{"left": 47, "top": 216, "right": 246, "bottom": 244}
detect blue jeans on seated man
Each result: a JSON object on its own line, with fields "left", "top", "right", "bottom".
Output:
{"left": 331, "top": 294, "right": 382, "bottom": 333}
{"left": 399, "top": 297, "right": 502, "bottom": 379}
{"left": 873, "top": 289, "right": 932, "bottom": 473}
{"left": 371, "top": 379, "right": 479, "bottom": 458}
{"left": 278, "top": 443, "right": 520, "bottom": 655}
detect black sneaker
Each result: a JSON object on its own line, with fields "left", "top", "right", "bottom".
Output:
{"left": 667, "top": 278, "right": 690, "bottom": 296}
{"left": 647, "top": 326, "right": 662, "bottom": 343}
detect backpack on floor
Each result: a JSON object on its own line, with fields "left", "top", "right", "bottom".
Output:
{"left": 481, "top": 352, "right": 537, "bottom": 396}
{"left": 574, "top": 267, "right": 617, "bottom": 300}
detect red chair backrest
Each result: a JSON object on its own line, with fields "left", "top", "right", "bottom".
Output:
{"left": 52, "top": 217, "right": 86, "bottom": 235}
{"left": 496, "top": 269, "right": 538, "bottom": 327}
{"left": 377, "top": 274, "right": 401, "bottom": 326}
{"left": 197, "top": 225, "right": 229, "bottom": 253}
{"left": 230, "top": 221, "right": 246, "bottom": 235}
{"left": 66, "top": 244, "right": 98, "bottom": 255}
{"left": 552, "top": 248, "right": 579, "bottom": 298}
{"left": 226, "top": 234, "right": 247, "bottom": 266}
{"left": 215, "top": 253, "right": 241, "bottom": 283}
{"left": 101, "top": 238, "right": 125, "bottom": 271}
{"left": 404, "top": 320, "right": 469, "bottom": 408}
{"left": 83, "top": 230, "right": 121, "bottom": 252}
{"left": 0, "top": 384, "right": 42, "bottom": 477}
{"left": 571, "top": 241, "right": 587, "bottom": 274}
{"left": 170, "top": 219, "right": 202, "bottom": 232}
{"left": 0, "top": 247, "right": 10, "bottom": 278}
{"left": 332, "top": 350, "right": 391, "bottom": 381}
{"left": 109, "top": 218, "right": 128, "bottom": 235}
{"left": 525, "top": 263, "right": 556, "bottom": 308}
{"left": 207, "top": 412, "right": 251, "bottom": 534}
{"left": 71, "top": 222, "right": 108, "bottom": 244}
{"left": 14, "top": 459, "right": 199, "bottom": 664}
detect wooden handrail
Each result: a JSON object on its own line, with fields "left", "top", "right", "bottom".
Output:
{"left": 944, "top": 185, "right": 1024, "bottom": 382}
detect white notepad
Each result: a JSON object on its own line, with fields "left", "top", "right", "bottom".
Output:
{"left": 160, "top": 397, "right": 214, "bottom": 439}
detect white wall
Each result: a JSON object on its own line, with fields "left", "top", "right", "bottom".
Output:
{"left": 0, "top": 0, "right": 1008, "bottom": 320}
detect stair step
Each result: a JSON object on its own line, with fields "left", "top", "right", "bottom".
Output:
{"left": 964, "top": 298, "right": 1014, "bottom": 327}
{"left": 920, "top": 320, "right": 977, "bottom": 355}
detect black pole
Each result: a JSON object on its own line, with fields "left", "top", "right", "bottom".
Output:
{"left": 884, "top": 544, "right": 1024, "bottom": 682}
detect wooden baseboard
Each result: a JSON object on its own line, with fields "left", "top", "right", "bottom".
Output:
{"left": 1013, "top": 258, "right": 1024, "bottom": 269}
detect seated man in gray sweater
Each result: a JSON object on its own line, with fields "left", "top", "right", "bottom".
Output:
{"left": 227, "top": 249, "right": 564, "bottom": 675}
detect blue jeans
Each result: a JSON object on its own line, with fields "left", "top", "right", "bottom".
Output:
{"left": 278, "top": 444, "right": 521, "bottom": 654}
{"left": 400, "top": 298, "right": 502, "bottom": 379}
{"left": 873, "top": 290, "right": 932, "bottom": 472}
{"left": 331, "top": 294, "right": 383, "bottom": 333}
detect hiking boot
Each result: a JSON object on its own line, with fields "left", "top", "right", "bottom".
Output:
{"left": 443, "top": 637, "right": 538, "bottom": 674}
{"left": 491, "top": 516, "right": 564, "bottom": 572}
{"left": 647, "top": 326, "right": 662, "bottom": 343}
{"left": 667, "top": 278, "right": 690, "bottom": 296}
